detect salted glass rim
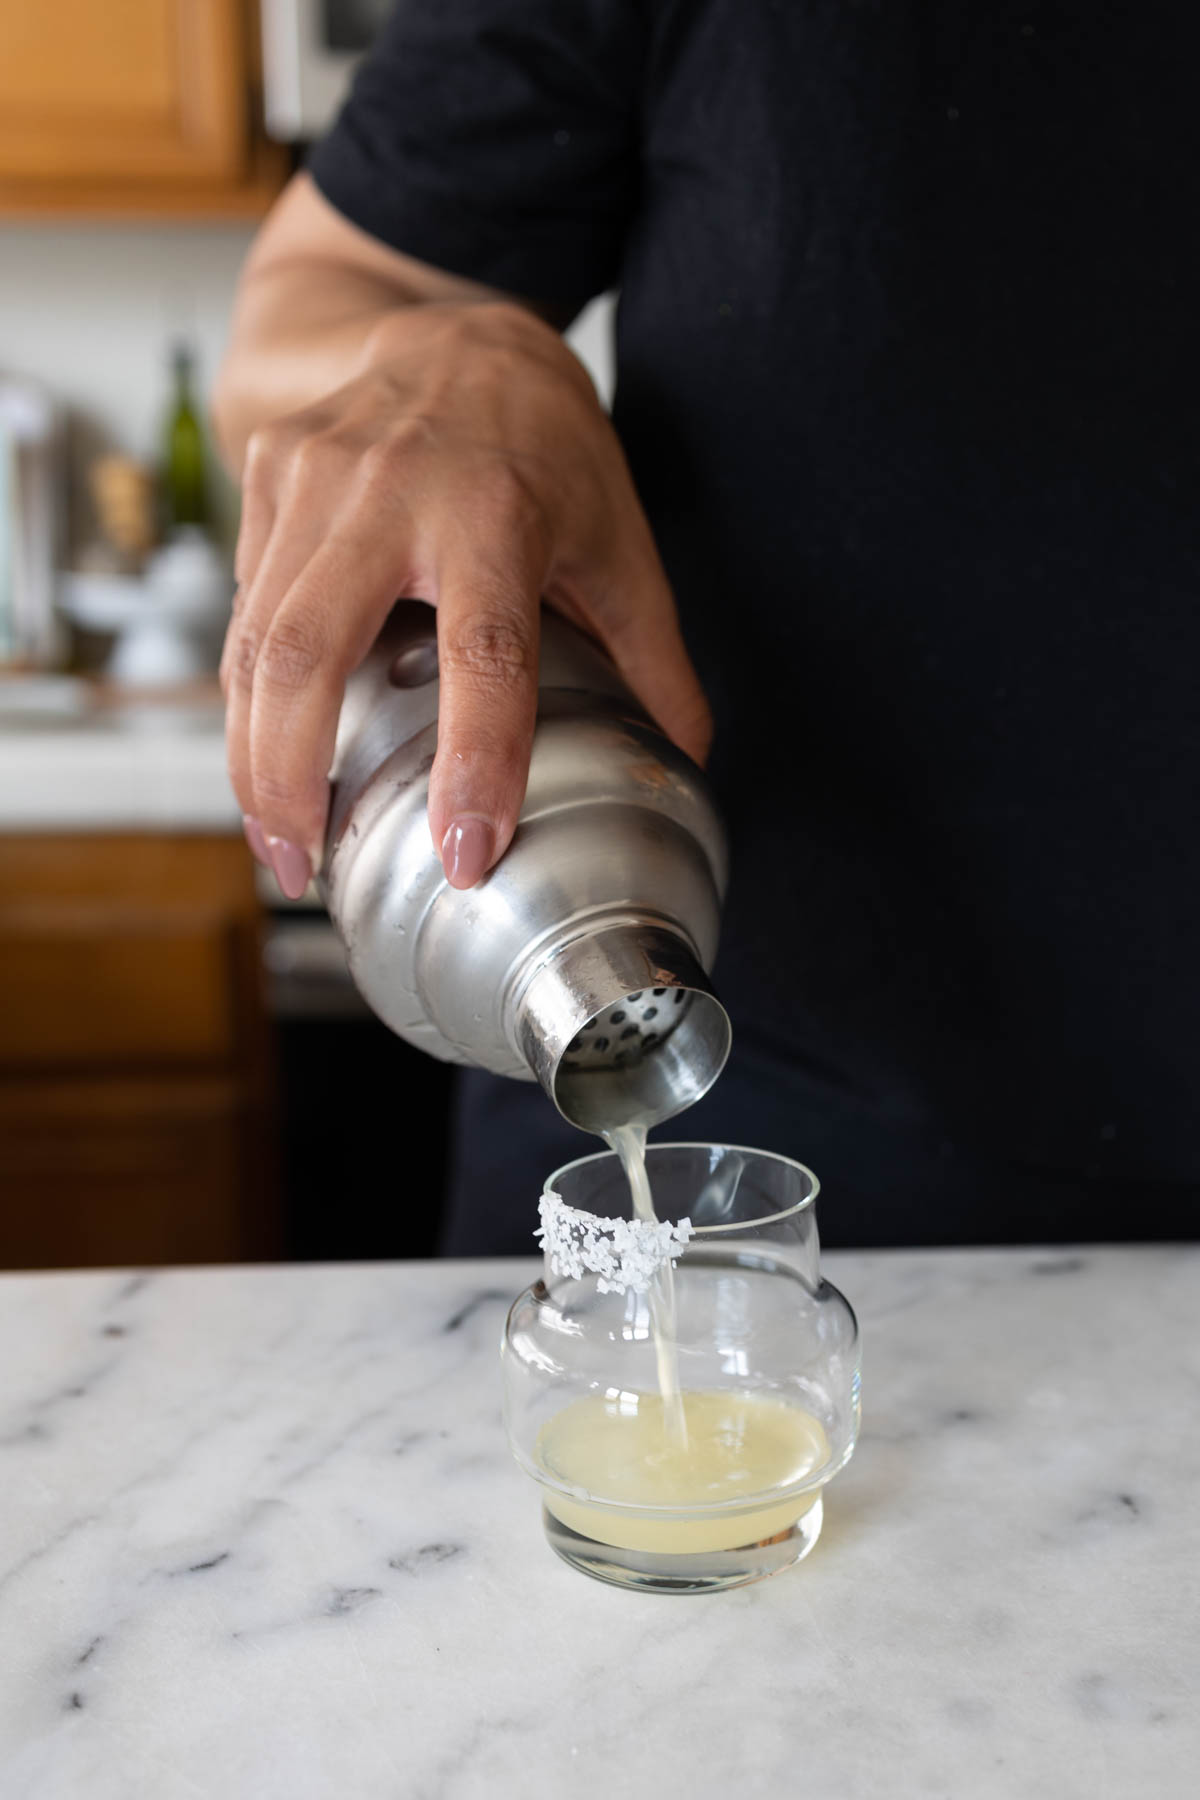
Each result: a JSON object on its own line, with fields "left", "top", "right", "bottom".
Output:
{"left": 541, "top": 1139, "right": 821, "bottom": 1234}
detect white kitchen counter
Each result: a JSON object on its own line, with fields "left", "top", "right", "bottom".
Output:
{"left": 0, "top": 681, "right": 238, "bottom": 830}
{"left": 0, "top": 1248, "right": 1196, "bottom": 1799}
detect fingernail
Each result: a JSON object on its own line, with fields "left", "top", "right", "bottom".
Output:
{"left": 243, "top": 815, "right": 270, "bottom": 868}
{"left": 442, "top": 816, "right": 495, "bottom": 889}
{"left": 266, "top": 836, "right": 312, "bottom": 900}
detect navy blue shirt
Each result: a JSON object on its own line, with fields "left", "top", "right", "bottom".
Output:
{"left": 311, "top": 2, "right": 1199, "bottom": 1244}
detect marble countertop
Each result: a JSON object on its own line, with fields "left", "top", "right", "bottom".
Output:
{"left": 1, "top": 1248, "right": 1196, "bottom": 1798}
{"left": 0, "top": 680, "right": 238, "bottom": 830}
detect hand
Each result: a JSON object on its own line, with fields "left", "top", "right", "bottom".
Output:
{"left": 221, "top": 300, "right": 711, "bottom": 898}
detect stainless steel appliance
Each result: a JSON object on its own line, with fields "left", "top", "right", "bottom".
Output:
{"left": 259, "top": 884, "right": 454, "bottom": 1258}
{"left": 260, "top": 0, "right": 392, "bottom": 141}
{"left": 0, "top": 378, "right": 59, "bottom": 668}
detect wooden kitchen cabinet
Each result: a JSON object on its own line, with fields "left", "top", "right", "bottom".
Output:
{"left": 0, "top": 1, "right": 288, "bottom": 219}
{"left": 0, "top": 834, "right": 279, "bottom": 1269}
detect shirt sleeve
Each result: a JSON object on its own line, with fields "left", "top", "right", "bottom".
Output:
{"left": 307, "top": 0, "right": 645, "bottom": 313}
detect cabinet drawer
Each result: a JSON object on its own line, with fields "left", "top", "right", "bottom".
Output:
{"left": 0, "top": 921, "right": 235, "bottom": 1069}
{"left": 0, "top": 1075, "right": 264, "bottom": 1266}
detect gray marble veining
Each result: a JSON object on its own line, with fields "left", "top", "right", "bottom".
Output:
{"left": 1, "top": 1248, "right": 1197, "bottom": 1798}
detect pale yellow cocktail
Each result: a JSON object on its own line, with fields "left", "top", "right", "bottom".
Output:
{"left": 536, "top": 1387, "right": 829, "bottom": 1555}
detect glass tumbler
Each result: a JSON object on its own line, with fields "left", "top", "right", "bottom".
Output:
{"left": 502, "top": 1144, "right": 861, "bottom": 1594}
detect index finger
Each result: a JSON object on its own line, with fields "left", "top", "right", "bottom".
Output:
{"left": 245, "top": 522, "right": 408, "bottom": 870}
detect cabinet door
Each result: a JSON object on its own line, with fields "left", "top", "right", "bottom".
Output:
{"left": 0, "top": 834, "right": 279, "bottom": 1269}
{"left": 0, "top": 1075, "right": 256, "bottom": 1267}
{"left": 0, "top": 1, "right": 246, "bottom": 184}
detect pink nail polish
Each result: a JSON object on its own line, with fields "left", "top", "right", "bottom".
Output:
{"left": 243, "top": 815, "right": 270, "bottom": 868}
{"left": 442, "top": 816, "right": 495, "bottom": 889}
{"left": 266, "top": 836, "right": 312, "bottom": 900}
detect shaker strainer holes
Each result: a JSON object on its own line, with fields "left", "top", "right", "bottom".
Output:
{"left": 560, "top": 986, "right": 691, "bottom": 1072}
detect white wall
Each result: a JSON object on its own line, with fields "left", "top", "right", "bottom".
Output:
{"left": 0, "top": 223, "right": 258, "bottom": 463}
{"left": 0, "top": 220, "right": 615, "bottom": 552}
{"left": 0, "top": 223, "right": 257, "bottom": 547}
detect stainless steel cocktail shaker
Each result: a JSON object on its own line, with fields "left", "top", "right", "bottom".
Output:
{"left": 321, "top": 602, "right": 730, "bottom": 1133}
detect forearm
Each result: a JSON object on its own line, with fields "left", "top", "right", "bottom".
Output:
{"left": 212, "top": 173, "right": 547, "bottom": 474}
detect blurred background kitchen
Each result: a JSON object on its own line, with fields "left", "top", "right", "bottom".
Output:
{"left": 0, "top": 0, "right": 614, "bottom": 1271}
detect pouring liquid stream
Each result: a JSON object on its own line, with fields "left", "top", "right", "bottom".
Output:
{"left": 603, "top": 1122, "right": 689, "bottom": 1450}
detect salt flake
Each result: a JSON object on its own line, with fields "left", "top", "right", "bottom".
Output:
{"left": 535, "top": 1192, "right": 694, "bottom": 1296}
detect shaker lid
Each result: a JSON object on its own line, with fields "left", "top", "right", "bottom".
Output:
{"left": 514, "top": 921, "right": 731, "bottom": 1133}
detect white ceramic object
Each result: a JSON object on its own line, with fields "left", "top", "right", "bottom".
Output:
{"left": 60, "top": 529, "right": 230, "bottom": 686}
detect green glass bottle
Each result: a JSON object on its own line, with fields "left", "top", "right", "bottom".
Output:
{"left": 164, "top": 342, "right": 208, "bottom": 530}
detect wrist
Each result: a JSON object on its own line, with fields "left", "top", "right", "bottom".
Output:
{"left": 358, "top": 297, "right": 598, "bottom": 407}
